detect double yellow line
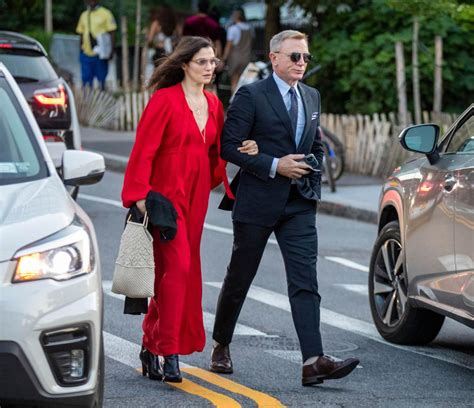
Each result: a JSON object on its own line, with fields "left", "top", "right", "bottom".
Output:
{"left": 138, "top": 366, "right": 285, "bottom": 407}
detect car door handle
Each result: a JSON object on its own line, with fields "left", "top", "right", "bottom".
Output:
{"left": 443, "top": 174, "right": 457, "bottom": 192}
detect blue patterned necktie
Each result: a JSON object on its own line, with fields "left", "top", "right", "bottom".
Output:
{"left": 288, "top": 87, "right": 298, "bottom": 137}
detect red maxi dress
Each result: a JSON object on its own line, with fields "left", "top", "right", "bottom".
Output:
{"left": 121, "top": 83, "right": 233, "bottom": 356}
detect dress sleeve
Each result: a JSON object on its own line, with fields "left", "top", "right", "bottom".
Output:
{"left": 122, "top": 92, "right": 171, "bottom": 208}
{"left": 209, "top": 99, "right": 234, "bottom": 199}
{"left": 209, "top": 99, "right": 224, "bottom": 189}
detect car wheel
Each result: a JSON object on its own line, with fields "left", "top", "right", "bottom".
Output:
{"left": 369, "top": 221, "right": 445, "bottom": 345}
{"left": 92, "top": 335, "right": 104, "bottom": 408}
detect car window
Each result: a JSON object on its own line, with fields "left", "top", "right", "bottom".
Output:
{"left": 0, "top": 79, "right": 48, "bottom": 185}
{"left": 0, "top": 52, "right": 58, "bottom": 82}
{"left": 445, "top": 113, "right": 474, "bottom": 154}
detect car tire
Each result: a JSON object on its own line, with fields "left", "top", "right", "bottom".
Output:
{"left": 369, "top": 221, "right": 445, "bottom": 345}
{"left": 92, "top": 335, "right": 104, "bottom": 408}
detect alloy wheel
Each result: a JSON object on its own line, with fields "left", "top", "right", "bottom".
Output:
{"left": 372, "top": 237, "right": 408, "bottom": 327}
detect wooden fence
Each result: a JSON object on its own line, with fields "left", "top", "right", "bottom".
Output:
{"left": 321, "top": 111, "right": 456, "bottom": 177}
{"left": 73, "top": 88, "right": 457, "bottom": 177}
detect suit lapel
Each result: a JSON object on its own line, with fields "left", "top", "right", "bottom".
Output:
{"left": 263, "top": 76, "right": 295, "bottom": 146}
{"left": 297, "top": 83, "right": 314, "bottom": 151}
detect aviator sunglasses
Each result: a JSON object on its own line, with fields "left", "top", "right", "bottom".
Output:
{"left": 275, "top": 52, "right": 312, "bottom": 63}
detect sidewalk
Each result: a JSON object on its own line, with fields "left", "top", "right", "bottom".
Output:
{"left": 81, "top": 126, "right": 383, "bottom": 224}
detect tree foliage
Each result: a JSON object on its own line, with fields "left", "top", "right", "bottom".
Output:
{"left": 292, "top": 0, "right": 472, "bottom": 114}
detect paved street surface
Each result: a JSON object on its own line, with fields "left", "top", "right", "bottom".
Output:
{"left": 78, "top": 170, "right": 473, "bottom": 408}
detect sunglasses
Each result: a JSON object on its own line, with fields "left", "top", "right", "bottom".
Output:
{"left": 275, "top": 52, "right": 312, "bottom": 63}
{"left": 191, "top": 58, "right": 221, "bottom": 67}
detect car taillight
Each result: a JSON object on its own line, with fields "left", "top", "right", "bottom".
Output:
{"left": 43, "top": 132, "right": 65, "bottom": 143}
{"left": 0, "top": 44, "right": 13, "bottom": 48}
{"left": 33, "top": 84, "right": 67, "bottom": 106}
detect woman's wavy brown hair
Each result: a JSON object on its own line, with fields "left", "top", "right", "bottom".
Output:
{"left": 147, "top": 36, "right": 214, "bottom": 93}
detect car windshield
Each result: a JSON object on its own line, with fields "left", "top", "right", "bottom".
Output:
{"left": 0, "top": 77, "right": 48, "bottom": 185}
{"left": 0, "top": 52, "right": 58, "bottom": 82}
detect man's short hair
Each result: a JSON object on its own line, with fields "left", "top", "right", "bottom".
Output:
{"left": 270, "top": 30, "right": 308, "bottom": 52}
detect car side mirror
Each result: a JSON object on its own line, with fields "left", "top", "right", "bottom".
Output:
{"left": 62, "top": 150, "right": 105, "bottom": 186}
{"left": 399, "top": 124, "right": 440, "bottom": 164}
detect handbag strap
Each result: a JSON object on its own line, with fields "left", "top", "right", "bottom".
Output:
{"left": 127, "top": 211, "right": 149, "bottom": 229}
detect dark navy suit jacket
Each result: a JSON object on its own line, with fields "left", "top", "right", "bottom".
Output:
{"left": 220, "top": 75, "right": 324, "bottom": 227}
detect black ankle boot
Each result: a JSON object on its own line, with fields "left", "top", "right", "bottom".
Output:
{"left": 161, "top": 354, "right": 182, "bottom": 383}
{"left": 139, "top": 346, "right": 163, "bottom": 381}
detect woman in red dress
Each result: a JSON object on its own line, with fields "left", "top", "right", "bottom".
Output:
{"left": 121, "top": 36, "right": 257, "bottom": 383}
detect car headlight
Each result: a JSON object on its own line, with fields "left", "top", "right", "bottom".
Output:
{"left": 12, "top": 219, "right": 95, "bottom": 283}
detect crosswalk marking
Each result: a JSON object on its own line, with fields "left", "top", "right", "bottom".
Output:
{"left": 334, "top": 283, "right": 368, "bottom": 295}
{"left": 325, "top": 257, "right": 369, "bottom": 272}
{"left": 102, "top": 280, "right": 276, "bottom": 338}
{"left": 205, "top": 282, "right": 474, "bottom": 371}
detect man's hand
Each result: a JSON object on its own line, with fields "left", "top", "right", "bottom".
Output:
{"left": 276, "top": 154, "right": 312, "bottom": 179}
{"left": 136, "top": 199, "right": 146, "bottom": 215}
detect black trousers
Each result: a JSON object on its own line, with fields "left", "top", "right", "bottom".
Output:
{"left": 213, "top": 187, "right": 323, "bottom": 360}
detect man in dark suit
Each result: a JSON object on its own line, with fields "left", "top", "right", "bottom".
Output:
{"left": 210, "top": 30, "right": 359, "bottom": 386}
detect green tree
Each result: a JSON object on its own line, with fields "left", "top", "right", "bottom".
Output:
{"left": 386, "top": 0, "right": 457, "bottom": 122}
{"left": 292, "top": 0, "right": 472, "bottom": 114}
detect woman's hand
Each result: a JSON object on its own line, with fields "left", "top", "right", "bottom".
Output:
{"left": 238, "top": 140, "right": 259, "bottom": 156}
{"left": 136, "top": 199, "right": 146, "bottom": 215}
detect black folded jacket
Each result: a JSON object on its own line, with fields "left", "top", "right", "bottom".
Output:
{"left": 122, "top": 191, "right": 178, "bottom": 315}
{"left": 145, "top": 190, "right": 178, "bottom": 241}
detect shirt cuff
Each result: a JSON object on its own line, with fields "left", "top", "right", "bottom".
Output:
{"left": 269, "top": 158, "right": 279, "bottom": 178}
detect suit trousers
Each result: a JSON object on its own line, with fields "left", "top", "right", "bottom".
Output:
{"left": 213, "top": 187, "right": 323, "bottom": 360}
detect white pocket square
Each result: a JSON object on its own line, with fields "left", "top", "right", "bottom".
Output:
{"left": 311, "top": 112, "right": 319, "bottom": 121}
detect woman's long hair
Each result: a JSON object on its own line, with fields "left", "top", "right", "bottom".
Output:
{"left": 148, "top": 36, "right": 214, "bottom": 93}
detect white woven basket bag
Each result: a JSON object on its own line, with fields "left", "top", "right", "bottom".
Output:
{"left": 112, "top": 213, "right": 155, "bottom": 298}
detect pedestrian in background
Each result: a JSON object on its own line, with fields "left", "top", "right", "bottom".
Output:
{"left": 76, "top": 0, "right": 116, "bottom": 90}
{"left": 147, "top": 5, "right": 177, "bottom": 62}
{"left": 211, "top": 30, "right": 360, "bottom": 386}
{"left": 182, "top": 0, "right": 222, "bottom": 57}
{"left": 121, "top": 36, "right": 258, "bottom": 383}
{"left": 222, "top": 8, "right": 253, "bottom": 95}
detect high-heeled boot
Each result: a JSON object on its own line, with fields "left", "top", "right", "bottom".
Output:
{"left": 160, "top": 354, "right": 182, "bottom": 383}
{"left": 139, "top": 346, "right": 163, "bottom": 381}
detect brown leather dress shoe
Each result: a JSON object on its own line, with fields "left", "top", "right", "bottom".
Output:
{"left": 210, "top": 343, "right": 233, "bottom": 374}
{"left": 302, "top": 355, "right": 359, "bottom": 386}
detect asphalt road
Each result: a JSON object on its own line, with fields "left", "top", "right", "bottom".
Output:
{"left": 78, "top": 171, "right": 473, "bottom": 408}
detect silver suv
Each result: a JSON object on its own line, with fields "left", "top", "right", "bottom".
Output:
{"left": 369, "top": 104, "right": 474, "bottom": 344}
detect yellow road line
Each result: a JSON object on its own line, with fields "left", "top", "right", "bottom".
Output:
{"left": 136, "top": 368, "right": 241, "bottom": 407}
{"left": 167, "top": 378, "right": 242, "bottom": 408}
{"left": 183, "top": 367, "right": 286, "bottom": 408}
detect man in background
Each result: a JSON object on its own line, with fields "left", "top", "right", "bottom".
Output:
{"left": 76, "top": 0, "right": 116, "bottom": 90}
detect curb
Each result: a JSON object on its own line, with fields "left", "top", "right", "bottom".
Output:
{"left": 317, "top": 201, "right": 377, "bottom": 224}
{"left": 99, "top": 152, "right": 378, "bottom": 225}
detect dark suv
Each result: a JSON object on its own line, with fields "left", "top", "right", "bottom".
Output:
{"left": 0, "top": 31, "right": 81, "bottom": 170}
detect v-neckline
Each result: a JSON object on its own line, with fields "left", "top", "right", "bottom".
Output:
{"left": 181, "top": 84, "right": 210, "bottom": 134}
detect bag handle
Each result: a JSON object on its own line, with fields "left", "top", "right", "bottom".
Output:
{"left": 127, "top": 211, "right": 149, "bottom": 229}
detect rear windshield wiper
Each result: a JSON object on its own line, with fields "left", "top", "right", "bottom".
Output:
{"left": 14, "top": 76, "right": 39, "bottom": 83}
